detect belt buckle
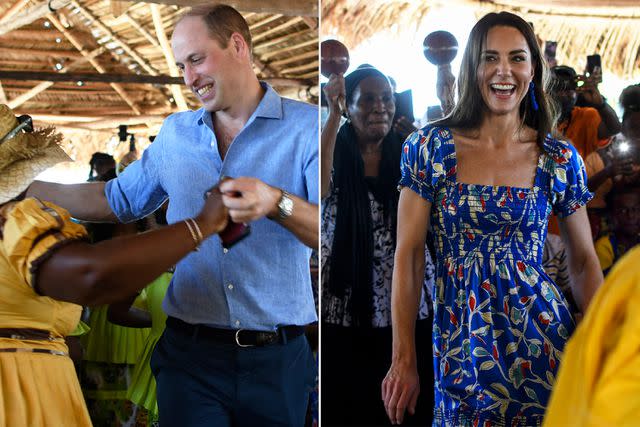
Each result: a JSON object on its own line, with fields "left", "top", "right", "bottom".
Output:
{"left": 234, "top": 329, "right": 254, "bottom": 348}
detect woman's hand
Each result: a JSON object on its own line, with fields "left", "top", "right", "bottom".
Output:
{"left": 382, "top": 359, "right": 420, "bottom": 425}
{"left": 323, "top": 73, "right": 346, "bottom": 117}
{"left": 196, "top": 186, "right": 229, "bottom": 236}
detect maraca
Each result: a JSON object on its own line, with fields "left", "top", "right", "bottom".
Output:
{"left": 423, "top": 31, "right": 458, "bottom": 115}
{"left": 321, "top": 39, "right": 350, "bottom": 117}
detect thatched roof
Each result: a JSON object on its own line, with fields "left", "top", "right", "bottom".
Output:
{"left": 322, "top": 0, "right": 640, "bottom": 80}
{"left": 0, "top": 0, "right": 319, "bottom": 135}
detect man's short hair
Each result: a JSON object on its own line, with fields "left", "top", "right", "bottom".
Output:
{"left": 179, "top": 4, "right": 253, "bottom": 57}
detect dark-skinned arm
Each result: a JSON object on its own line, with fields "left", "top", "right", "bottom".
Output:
{"left": 595, "top": 102, "right": 622, "bottom": 139}
{"left": 107, "top": 294, "right": 152, "bottom": 328}
{"left": 35, "top": 191, "right": 227, "bottom": 307}
{"left": 27, "top": 181, "right": 116, "bottom": 222}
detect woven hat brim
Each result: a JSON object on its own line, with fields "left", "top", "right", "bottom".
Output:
{"left": 0, "top": 144, "right": 70, "bottom": 204}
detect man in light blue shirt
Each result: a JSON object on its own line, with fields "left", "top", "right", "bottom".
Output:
{"left": 29, "top": 4, "right": 317, "bottom": 426}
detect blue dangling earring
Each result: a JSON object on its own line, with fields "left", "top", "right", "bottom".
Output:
{"left": 529, "top": 81, "right": 539, "bottom": 112}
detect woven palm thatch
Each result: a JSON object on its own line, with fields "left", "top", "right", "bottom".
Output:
{"left": 0, "top": 0, "right": 318, "bottom": 133}
{"left": 322, "top": 0, "right": 640, "bottom": 80}
{"left": 0, "top": 0, "right": 318, "bottom": 173}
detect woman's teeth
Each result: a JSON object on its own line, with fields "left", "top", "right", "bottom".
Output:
{"left": 490, "top": 83, "right": 515, "bottom": 95}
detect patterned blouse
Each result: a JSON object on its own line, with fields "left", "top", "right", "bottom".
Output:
{"left": 321, "top": 184, "right": 434, "bottom": 328}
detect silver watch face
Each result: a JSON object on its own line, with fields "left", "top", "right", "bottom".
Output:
{"left": 279, "top": 193, "right": 294, "bottom": 217}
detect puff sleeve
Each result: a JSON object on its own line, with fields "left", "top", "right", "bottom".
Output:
{"left": 2, "top": 198, "right": 88, "bottom": 289}
{"left": 398, "top": 126, "right": 449, "bottom": 203}
{"left": 551, "top": 140, "right": 593, "bottom": 217}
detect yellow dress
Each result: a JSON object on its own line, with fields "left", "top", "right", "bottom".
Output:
{"left": 543, "top": 245, "right": 640, "bottom": 427}
{"left": 0, "top": 198, "right": 92, "bottom": 427}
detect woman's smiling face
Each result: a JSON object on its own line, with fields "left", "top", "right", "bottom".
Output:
{"left": 477, "top": 25, "right": 534, "bottom": 117}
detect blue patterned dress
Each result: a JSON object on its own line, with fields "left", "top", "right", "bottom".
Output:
{"left": 399, "top": 126, "right": 592, "bottom": 427}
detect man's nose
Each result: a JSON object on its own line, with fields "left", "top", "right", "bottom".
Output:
{"left": 183, "top": 65, "right": 196, "bottom": 87}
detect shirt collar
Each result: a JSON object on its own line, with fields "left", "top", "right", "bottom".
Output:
{"left": 197, "top": 81, "right": 282, "bottom": 127}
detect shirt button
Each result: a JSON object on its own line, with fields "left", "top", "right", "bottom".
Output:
{"left": 227, "top": 284, "right": 234, "bottom": 290}
{"left": 235, "top": 320, "right": 240, "bottom": 326}
{"left": 223, "top": 248, "right": 228, "bottom": 254}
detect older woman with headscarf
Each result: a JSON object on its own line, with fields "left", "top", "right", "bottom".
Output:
{"left": 320, "top": 66, "right": 435, "bottom": 426}
{"left": 0, "top": 104, "right": 228, "bottom": 427}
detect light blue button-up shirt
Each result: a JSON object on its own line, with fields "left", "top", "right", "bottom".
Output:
{"left": 105, "top": 83, "right": 318, "bottom": 331}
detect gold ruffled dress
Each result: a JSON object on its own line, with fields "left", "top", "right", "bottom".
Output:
{"left": 0, "top": 198, "right": 92, "bottom": 427}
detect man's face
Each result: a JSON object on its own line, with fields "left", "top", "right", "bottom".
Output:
{"left": 612, "top": 192, "right": 640, "bottom": 237}
{"left": 172, "top": 17, "right": 238, "bottom": 112}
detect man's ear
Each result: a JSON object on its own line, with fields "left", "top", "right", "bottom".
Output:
{"left": 230, "top": 32, "right": 248, "bottom": 58}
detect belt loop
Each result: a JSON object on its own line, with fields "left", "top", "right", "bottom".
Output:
{"left": 280, "top": 327, "right": 287, "bottom": 345}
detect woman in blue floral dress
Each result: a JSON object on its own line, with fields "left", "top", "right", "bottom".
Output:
{"left": 382, "top": 12, "right": 603, "bottom": 427}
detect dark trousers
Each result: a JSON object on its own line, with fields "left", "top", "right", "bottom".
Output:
{"left": 321, "top": 318, "right": 434, "bottom": 426}
{"left": 150, "top": 320, "right": 316, "bottom": 427}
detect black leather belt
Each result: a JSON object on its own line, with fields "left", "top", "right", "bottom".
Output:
{"left": 166, "top": 317, "right": 305, "bottom": 347}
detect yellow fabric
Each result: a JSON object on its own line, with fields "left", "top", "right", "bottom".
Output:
{"left": 594, "top": 235, "right": 615, "bottom": 272}
{"left": 543, "top": 245, "right": 640, "bottom": 427}
{"left": 0, "top": 198, "right": 91, "bottom": 427}
{"left": 585, "top": 149, "right": 611, "bottom": 209}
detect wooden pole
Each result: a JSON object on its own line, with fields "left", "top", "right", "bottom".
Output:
{"left": 150, "top": 3, "right": 188, "bottom": 110}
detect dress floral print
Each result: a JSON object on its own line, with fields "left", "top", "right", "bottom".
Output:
{"left": 399, "top": 126, "right": 592, "bottom": 426}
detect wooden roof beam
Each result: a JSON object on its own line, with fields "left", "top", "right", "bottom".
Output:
{"left": 280, "top": 60, "right": 318, "bottom": 75}
{"left": 123, "top": 12, "right": 160, "bottom": 48}
{"left": 253, "top": 29, "right": 310, "bottom": 50}
{"left": 48, "top": 14, "right": 141, "bottom": 115}
{"left": 252, "top": 17, "right": 304, "bottom": 43}
{"left": 70, "top": 0, "right": 159, "bottom": 76}
{"left": 0, "top": 82, "right": 6, "bottom": 104}
{"left": 249, "top": 14, "right": 283, "bottom": 31}
{"left": 0, "top": 0, "right": 70, "bottom": 35}
{"left": 150, "top": 3, "right": 188, "bottom": 110}
{"left": 132, "top": 0, "right": 318, "bottom": 17}
{"left": 7, "top": 47, "right": 105, "bottom": 109}
{"left": 261, "top": 38, "right": 317, "bottom": 60}
{"left": 268, "top": 50, "right": 317, "bottom": 67}
{"left": 0, "top": 0, "right": 32, "bottom": 25}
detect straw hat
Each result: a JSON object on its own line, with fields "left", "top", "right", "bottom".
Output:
{"left": 0, "top": 104, "right": 70, "bottom": 204}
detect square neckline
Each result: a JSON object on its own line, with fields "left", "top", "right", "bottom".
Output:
{"left": 445, "top": 127, "right": 544, "bottom": 192}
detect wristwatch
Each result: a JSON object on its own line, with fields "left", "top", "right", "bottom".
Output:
{"left": 276, "top": 190, "right": 294, "bottom": 219}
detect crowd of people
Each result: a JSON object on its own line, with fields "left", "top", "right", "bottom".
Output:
{"left": 321, "top": 9, "right": 638, "bottom": 427}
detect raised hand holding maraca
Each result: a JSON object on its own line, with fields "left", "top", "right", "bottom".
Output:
{"left": 423, "top": 31, "right": 458, "bottom": 116}
{"left": 321, "top": 39, "right": 350, "bottom": 118}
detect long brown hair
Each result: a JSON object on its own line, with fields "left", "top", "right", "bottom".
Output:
{"left": 436, "top": 12, "right": 558, "bottom": 148}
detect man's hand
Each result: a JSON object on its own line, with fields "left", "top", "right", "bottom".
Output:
{"left": 218, "top": 177, "right": 280, "bottom": 223}
{"left": 381, "top": 360, "right": 420, "bottom": 425}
